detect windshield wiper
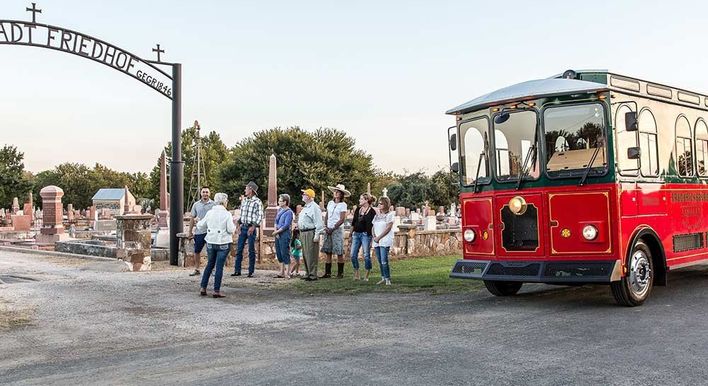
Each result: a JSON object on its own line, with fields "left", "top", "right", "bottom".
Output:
{"left": 515, "top": 144, "right": 537, "bottom": 190}
{"left": 472, "top": 134, "right": 490, "bottom": 193}
{"left": 578, "top": 146, "right": 602, "bottom": 186}
{"left": 472, "top": 152, "right": 486, "bottom": 193}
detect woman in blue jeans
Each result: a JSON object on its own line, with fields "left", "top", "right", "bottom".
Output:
{"left": 350, "top": 193, "right": 376, "bottom": 281}
{"left": 272, "top": 194, "right": 293, "bottom": 278}
{"left": 372, "top": 197, "right": 394, "bottom": 285}
{"left": 196, "top": 193, "right": 236, "bottom": 298}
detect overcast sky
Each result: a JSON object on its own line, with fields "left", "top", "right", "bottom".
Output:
{"left": 1, "top": 0, "right": 706, "bottom": 175}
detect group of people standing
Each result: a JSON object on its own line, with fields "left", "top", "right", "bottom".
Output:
{"left": 192, "top": 182, "right": 396, "bottom": 297}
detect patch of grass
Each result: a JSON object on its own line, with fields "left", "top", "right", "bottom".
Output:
{"left": 293, "top": 255, "right": 483, "bottom": 295}
{"left": 0, "top": 299, "right": 34, "bottom": 330}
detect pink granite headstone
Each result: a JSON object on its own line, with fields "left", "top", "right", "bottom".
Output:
{"left": 11, "top": 215, "right": 31, "bottom": 231}
{"left": 37, "top": 186, "right": 68, "bottom": 243}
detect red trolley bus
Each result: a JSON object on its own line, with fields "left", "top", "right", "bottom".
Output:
{"left": 447, "top": 69, "right": 708, "bottom": 306}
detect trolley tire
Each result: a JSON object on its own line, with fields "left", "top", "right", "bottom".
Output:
{"left": 611, "top": 240, "right": 654, "bottom": 307}
{"left": 484, "top": 280, "right": 523, "bottom": 296}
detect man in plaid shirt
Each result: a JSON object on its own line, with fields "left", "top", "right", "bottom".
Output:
{"left": 232, "top": 181, "right": 263, "bottom": 277}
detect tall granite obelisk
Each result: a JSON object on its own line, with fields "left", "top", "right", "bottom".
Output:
{"left": 158, "top": 151, "right": 170, "bottom": 228}
{"left": 263, "top": 154, "right": 278, "bottom": 237}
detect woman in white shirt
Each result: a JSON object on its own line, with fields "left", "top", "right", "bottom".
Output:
{"left": 196, "top": 192, "right": 236, "bottom": 298}
{"left": 372, "top": 197, "right": 395, "bottom": 285}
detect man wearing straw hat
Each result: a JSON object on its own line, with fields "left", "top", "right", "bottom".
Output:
{"left": 320, "top": 184, "right": 350, "bottom": 279}
{"left": 298, "top": 188, "right": 325, "bottom": 281}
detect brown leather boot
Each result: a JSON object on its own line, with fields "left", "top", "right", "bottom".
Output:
{"left": 336, "top": 263, "right": 344, "bottom": 279}
{"left": 320, "top": 263, "right": 332, "bottom": 278}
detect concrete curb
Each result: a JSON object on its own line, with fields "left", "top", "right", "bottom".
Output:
{"left": 0, "top": 245, "right": 118, "bottom": 263}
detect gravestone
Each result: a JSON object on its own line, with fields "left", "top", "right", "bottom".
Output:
{"left": 37, "top": 186, "right": 69, "bottom": 243}
{"left": 392, "top": 215, "right": 401, "bottom": 233}
{"left": 158, "top": 151, "right": 169, "bottom": 228}
{"left": 67, "top": 204, "right": 75, "bottom": 221}
{"left": 95, "top": 219, "right": 117, "bottom": 232}
{"left": 263, "top": 154, "right": 278, "bottom": 236}
{"left": 11, "top": 197, "right": 19, "bottom": 214}
{"left": 424, "top": 215, "right": 437, "bottom": 231}
{"left": 11, "top": 215, "right": 31, "bottom": 231}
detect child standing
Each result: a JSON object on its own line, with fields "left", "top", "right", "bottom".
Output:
{"left": 289, "top": 229, "right": 303, "bottom": 277}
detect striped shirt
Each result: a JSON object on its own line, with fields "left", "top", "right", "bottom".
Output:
{"left": 239, "top": 195, "right": 263, "bottom": 227}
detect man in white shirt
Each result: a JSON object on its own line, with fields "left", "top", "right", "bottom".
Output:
{"left": 298, "top": 188, "right": 324, "bottom": 281}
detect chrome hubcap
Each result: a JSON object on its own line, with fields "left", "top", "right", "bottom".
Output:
{"left": 629, "top": 250, "right": 652, "bottom": 298}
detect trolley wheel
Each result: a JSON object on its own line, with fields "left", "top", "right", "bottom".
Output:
{"left": 484, "top": 280, "right": 523, "bottom": 296}
{"left": 611, "top": 240, "right": 654, "bottom": 307}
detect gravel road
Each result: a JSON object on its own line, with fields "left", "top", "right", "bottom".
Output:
{"left": 1, "top": 251, "right": 707, "bottom": 385}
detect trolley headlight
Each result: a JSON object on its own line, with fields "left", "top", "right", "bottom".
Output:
{"left": 463, "top": 229, "right": 476, "bottom": 243}
{"left": 508, "top": 196, "right": 527, "bottom": 215}
{"left": 582, "top": 225, "right": 598, "bottom": 240}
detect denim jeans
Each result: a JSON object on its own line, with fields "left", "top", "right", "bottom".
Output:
{"left": 375, "top": 246, "right": 391, "bottom": 279}
{"left": 201, "top": 243, "right": 231, "bottom": 292}
{"left": 350, "top": 232, "right": 372, "bottom": 270}
{"left": 235, "top": 226, "right": 257, "bottom": 275}
{"left": 275, "top": 231, "right": 291, "bottom": 265}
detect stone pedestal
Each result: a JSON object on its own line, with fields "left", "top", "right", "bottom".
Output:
{"left": 115, "top": 214, "right": 153, "bottom": 271}
{"left": 37, "top": 186, "right": 69, "bottom": 244}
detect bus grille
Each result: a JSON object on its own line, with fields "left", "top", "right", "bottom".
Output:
{"left": 501, "top": 205, "right": 539, "bottom": 251}
{"left": 487, "top": 262, "right": 540, "bottom": 277}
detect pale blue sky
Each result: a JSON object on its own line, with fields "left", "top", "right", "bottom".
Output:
{"left": 1, "top": 0, "right": 707, "bottom": 174}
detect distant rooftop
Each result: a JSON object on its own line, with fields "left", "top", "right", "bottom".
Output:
{"left": 92, "top": 188, "right": 127, "bottom": 201}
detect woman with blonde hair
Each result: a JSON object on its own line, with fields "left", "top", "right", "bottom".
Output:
{"left": 372, "top": 196, "right": 395, "bottom": 285}
{"left": 197, "top": 192, "right": 236, "bottom": 298}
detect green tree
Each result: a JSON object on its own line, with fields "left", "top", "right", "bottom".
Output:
{"left": 0, "top": 145, "right": 32, "bottom": 208}
{"left": 219, "top": 127, "right": 375, "bottom": 207}
{"left": 32, "top": 163, "right": 93, "bottom": 209}
{"left": 33, "top": 163, "right": 152, "bottom": 209}
{"left": 150, "top": 125, "right": 229, "bottom": 210}
{"left": 386, "top": 169, "right": 459, "bottom": 209}
{"left": 386, "top": 172, "right": 432, "bottom": 209}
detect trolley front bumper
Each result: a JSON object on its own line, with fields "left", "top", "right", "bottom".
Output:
{"left": 450, "top": 259, "right": 623, "bottom": 283}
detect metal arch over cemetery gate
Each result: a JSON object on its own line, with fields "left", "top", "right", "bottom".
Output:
{"left": 0, "top": 3, "right": 183, "bottom": 265}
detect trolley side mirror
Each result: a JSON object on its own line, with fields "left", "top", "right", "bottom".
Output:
{"left": 627, "top": 147, "right": 641, "bottom": 159}
{"left": 625, "top": 112, "right": 638, "bottom": 132}
{"left": 449, "top": 133, "right": 457, "bottom": 151}
{"left": 451, "top": 162, "right": 460, "bottom": 174}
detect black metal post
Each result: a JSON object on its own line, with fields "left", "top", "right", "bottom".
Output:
{"left": 169, "top": 63, "right": 183, "bottom": 265}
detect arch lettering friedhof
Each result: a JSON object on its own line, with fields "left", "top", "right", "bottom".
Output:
{"left": 1, "top": 3, "right": 183, "bottom": 265}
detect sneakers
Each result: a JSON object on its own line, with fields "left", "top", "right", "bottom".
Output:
{"left": 376, "top": 279, "right": 385, "bottom": 285}
{"left": 385, "top": 279, "right": 391, "bottom": 285}
{"left": 189, "top": 269, "right": 200, "bottom": 277}
{"left": 230, "top": 272, "right": 241, "bottom": 277}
